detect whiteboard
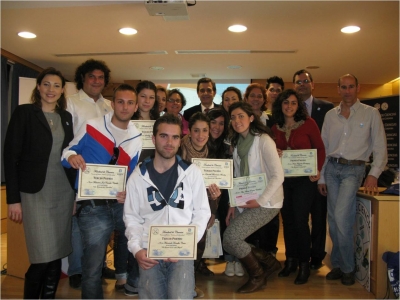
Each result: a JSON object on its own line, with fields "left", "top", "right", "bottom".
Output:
{"left": 18, "top": 77, "right": 78, "bottom": 105}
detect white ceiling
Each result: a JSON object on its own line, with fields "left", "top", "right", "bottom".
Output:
{"left": 1, "top": 1, "right": 399, "bottom": 85}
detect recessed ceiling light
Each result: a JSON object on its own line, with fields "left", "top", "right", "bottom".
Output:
{"left": 18, "top": 31, "right": 36, "bottom": 39}
{"left": 119, "top": 28, "right": 137, "bottom": 35}
{"left": 150, "top": 66, "right": 164, "bottom": 71}
{"left": 227, "top": 65, "right": 242, "bottom": 69}
{"left": 228, "top": 25, "right": 247, "bottom": 33}
{"left": 341, "top": 26, "right": 360, "bottom": 34}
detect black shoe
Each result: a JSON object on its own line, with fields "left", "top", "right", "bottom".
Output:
{"left": 310, "top": 258, "right": 323, "bottom": 270}
{"left": 278, "top": 258, "right": 298, "bottom": 277}
{"left": 115, "top": 283, "right": 125, "bottom": 292}
{"left": 124, "top": 287, "right": 138, "bottom": 296}
{"left": 102, "top": 266, "right": 115, "bottom": 279}
{"left": 341, "top": 272, "right": 355, "bottom": 285}
{"left": 294, "top": 262, "right": 310, "bottom": 285}
{"left": 326, "top": 268, "right": 343, "bottom": 280}
{"left": 69, "top": 274, "right": 82, "bottom": 289}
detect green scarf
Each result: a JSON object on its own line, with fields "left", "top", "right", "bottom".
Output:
{"left": 237, "top": 133, "right": 255, "bottom": 177}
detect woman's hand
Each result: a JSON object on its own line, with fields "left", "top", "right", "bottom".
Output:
{"left": 208, "top": 184, "right": 221, "bottom": 200}
{"left": 276, "top": 148, "right": 283, "bottom": 158}
{"left": 309, "top": 170, "right": 320, "bottom": 182}
{"left": 8, "top": 203, "right": 22, "bottom": 223}
{"left": 68, "top": 154, "right": 86, "bottom": 171}
{"left": 239, "top": 199, "right": 260, "bottom": 209}
{"left": 207, "top": 214, "right": 216, "bottom": 229}
{"left": 225, "top": 207, "right": 235, "bottom": 226}
{"left": 116, "top": 191, "right": 126, "bottom": 204}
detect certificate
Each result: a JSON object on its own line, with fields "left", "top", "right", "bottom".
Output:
{"left": 77, "top": 164, "right": 127, "bottom": 200}
{"left": 191, "top": 158, "right": 233, "bottom": 189}
{"left": 147, "top": 225, "right": 197, "bottom": 260}
{"left": 228, "top": 173, "right": 267, "bottom": 207}
{"left": 131, "top": 120, "right": 155, "bottom": 149}
{"left": 281, "top": 149, "right": 317, "bottom": 177}
{"left": 203, "top": 220, "right": 223, "bottom": 258}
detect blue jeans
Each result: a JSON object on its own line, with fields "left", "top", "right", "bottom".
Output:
{"left": 77, "top": 201, "right": 138, "bottom": 299}
{"left": 325, "top": 161, "right": 365, "bottom": 273}
{"left": 67, "top": 215, "right": 83, "bottom": 276}
{"left": 138, "top": 260, "right": 194, "bottom": 299}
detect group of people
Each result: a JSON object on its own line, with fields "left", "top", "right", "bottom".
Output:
{"left": 4, "top": 57, "right": 387, "bottom": 299}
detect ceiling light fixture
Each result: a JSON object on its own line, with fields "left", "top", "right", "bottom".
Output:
{"left": 228, "top": 25, "right": 247, "bottom": 33}
{"left": 227, "top": 65, "right": 242, "bottom": 69}
{"left": 150, "top": 66, "right": 164, "bottom": 71}
{"left": 119, "top": 28, "right": 137, "bottom": 35}
{"left": 18, "top": 31, "right": 36, "bottom": 38}
{"left": 341, "top": 26, "right": 360, "bottom": 34}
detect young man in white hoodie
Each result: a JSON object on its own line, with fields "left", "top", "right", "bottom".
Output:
{"left": 124, "top": 114, "right": 211, "bottom": 299}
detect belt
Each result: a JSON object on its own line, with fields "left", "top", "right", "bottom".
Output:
{"left": 76, "top": 199, "right": 118, "bottom": 217}
{"left": 329, "top": 157, "right": 365, "bottom": 166}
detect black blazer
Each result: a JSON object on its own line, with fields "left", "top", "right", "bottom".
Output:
{"left": 4, "top": 104, "right": 75, "bottom": 204}
{"left": 183, "top": 103, "right": 221, "bottom": 121}
{"left": 311, "top": 97, "right": 334, "bottom": 131}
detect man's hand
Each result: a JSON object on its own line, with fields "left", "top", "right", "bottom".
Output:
{"left": 363, "top": 175, "right": 379, "bottom": 195}
{"left": 318, "top": 184, "right": 327, "bottom": 196}
{"left": 68, "top": 154, "right": 86, "bottom": 171}
{"left": 135, "top": 249, "right": 159, "bottom": 270}
{"left": 8, "top": 203, "right": 22, "bottom": 223}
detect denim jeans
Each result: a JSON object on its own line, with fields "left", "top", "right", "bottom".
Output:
{"left": 67, "top": 215, "right": 83, "bottom": 276}
{"left": 77, "top": 201, "right": 138, "bottom": 299}
{"left": 138, "top": 260, "right": 194, "bottom": 299}
{"left": 325, "top": 161, "right": 365, "bottom": 273}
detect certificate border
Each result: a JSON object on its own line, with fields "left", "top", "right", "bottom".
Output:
{"left": 147, "top": 225, "right": 197, "bottom": 260}
{"left": 228, "top": 173, "right": 267, "bottom": 207}
{"left": 281, "top": 149, "right": 318, "bottom": 177}
{"left": 77, "top": 163, "right": 127, "bottom": 200}
{"left": 130, "top": 120, "right": 156, "bottom": 149}
{"left": 191, "top": 158, "right": 233, "bottom": 189}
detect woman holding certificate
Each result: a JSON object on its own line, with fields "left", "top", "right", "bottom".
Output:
{"left": 271, "top": 89, "right": 325, "bottom": 285}
{"left": 223, "top": 102, "right": 284, "bottom": 293}
{"left": 4, "top": 67, "right": 75, "bottom": 298}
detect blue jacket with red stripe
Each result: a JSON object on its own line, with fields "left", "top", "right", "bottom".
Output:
{"left": 62, "top": 111, "right": 142, "bottom": 190}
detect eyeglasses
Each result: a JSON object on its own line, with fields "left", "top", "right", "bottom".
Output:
{"left": 295, "top": 79, "right": 311, "bottom": 85}
{"left": 167, "top": 98, "right": 181, "bottom": 104}
{"left": 109, "top": 147, "right": 120, "bottom": 165}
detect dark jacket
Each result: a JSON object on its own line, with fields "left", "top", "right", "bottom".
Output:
{"left": 4, "top": 104, "right": 75, "bottom": 204}
{"left": 311, "top": 97, "right": 334, "bottom": 131}
{"left": 183, "top": 103, "right": 221, "bottom": 121}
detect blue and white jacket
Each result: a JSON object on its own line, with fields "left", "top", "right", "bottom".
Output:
{"left": 62, "top": 111, "right": 142, "bottom": 190}
{"left": 123, "top": 156, "right": 211, "bottom": 257}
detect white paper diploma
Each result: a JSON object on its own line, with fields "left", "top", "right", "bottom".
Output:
{"left": 228, "top": 173, "right": 267, "bottom": 207}
{"left": 131, "top": 120, "right": 155, "bottom": 149}
{"left": 77, "top": 164, "right": 127, "bottom": 200}
{"left": 203, "top": 220, "right": 223, "bottom": 258}
{"left": 191, "top": 158, "right": 233, "bottom": 189}
{"left": 147, "top": 225, "right": 197, "bottom": 260}
{"left": 281, "top": 149, "right": 317, "bottom": 177}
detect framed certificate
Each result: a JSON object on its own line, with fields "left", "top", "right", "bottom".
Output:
{"left": 191, "top": 158, "right": 233, "bottom": 189}
{"left": 77, "top": 164, "right": 127, "bottom": 200}
{"left": 147, "top": 225, "right": 197, "bottom": 260}
{"left": 281, "top": 149, "right": 317, "bottom": 177}
{"left": 228, "top": 173, "right": 267, "bottom": 207}
{"left": 131, "top": 120, "right": 155, "bottom": 149}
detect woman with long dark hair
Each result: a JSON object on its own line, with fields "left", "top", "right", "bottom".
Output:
{"left": 4, "top": 67, "right": 75, "bottom": 298}
{"left": 223, "top": 101, "right": 284, "bottom": 294}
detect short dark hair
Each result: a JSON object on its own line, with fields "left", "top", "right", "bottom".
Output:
{"left": 338, "top": 74, "right": 359, "bottom": 86}
{"left": 168, "top": 88, "right": 187, "bottom": 109}
{"left": 31, "top": 67, "right": 67, "bottom": 113}
{"left": 272, "top": 89, "right": 308, "bottom": 127}
{"left": 266, "top": 76, "right": 285, "bottom": 90}
{"left": 196, "top": 77, "right": 216, "bottom": 93}
{"left": 112, "top": 83, "right": 137, "bottom": 101}
{"left": 74, "top": 59, "right": 111, "bottom": 90}
{"left": 188, "top": 112, "right": 210, "bottom": 131}
{"left": 292, "top": 69, "right": 313, "bottom": 83}
{"left": 153, "top": 113, "right": 182, "bottom": 136}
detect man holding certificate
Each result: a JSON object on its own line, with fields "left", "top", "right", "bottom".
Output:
{"left": 124, "top": 114, "right": 211, "bottom": 299}
{"left": 61, "top": 84, "right": 142, "bottom": 299}
{"left": 271, "top": 89, "right": 325, "bottom": 285}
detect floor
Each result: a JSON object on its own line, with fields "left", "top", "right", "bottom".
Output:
{"left": 0, "top": 229, "right": 376, "bottom": 299}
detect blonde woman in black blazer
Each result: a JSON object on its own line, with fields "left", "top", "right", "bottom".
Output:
{"left": 4, "top": 67, "right": 75, "bottom": 299}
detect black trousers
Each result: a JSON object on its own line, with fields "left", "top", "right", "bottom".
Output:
{"left": 310, "top": 191, "right": 327, "bottom": 260}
